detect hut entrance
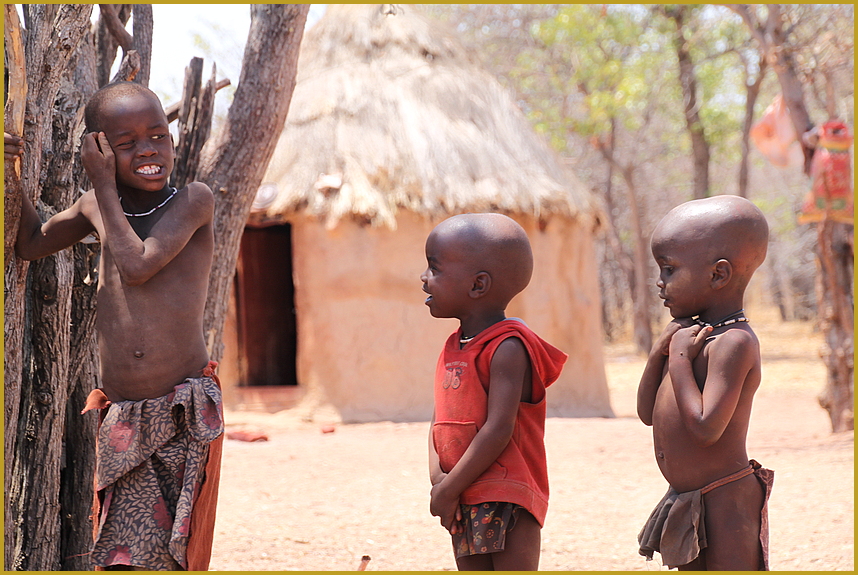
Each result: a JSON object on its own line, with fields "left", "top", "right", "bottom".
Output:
{"left": 235, "top": 224, "right": 298, "bottom": 387}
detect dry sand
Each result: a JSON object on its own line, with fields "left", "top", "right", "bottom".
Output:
{"left": 209, "top": 307, "right": 854, "bottom": 570}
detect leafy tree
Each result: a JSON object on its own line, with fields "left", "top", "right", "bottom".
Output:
{"left": 727, "top": 4, "right": 854, "bottom": 432}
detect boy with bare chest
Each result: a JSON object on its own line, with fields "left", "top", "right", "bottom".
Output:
{"left": 636, "top": 195, "right": 774, "bottom": 570}
{"left": 9, "top": 81, "right": 222, "bottom": 570}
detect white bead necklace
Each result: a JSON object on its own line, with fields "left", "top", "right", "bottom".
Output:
{"left": 121, "top": 187, "right": 178, "bottom": 217}
{"left": 694, "top": 310, "right": 749, "bottom": 329}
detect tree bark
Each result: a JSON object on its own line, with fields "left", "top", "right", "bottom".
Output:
{"left": 5, "top": 5, "right": 94, "bottom": 570}
{"left": 172, "top": 57, "right": 218, "bottom": 190}
{"left": 198, "top": 4, "right": 309, "bottom": 363}
{"left": 815, "top": 221, "right": 854, "bottom": 432}
{"left": 58, "top": 30, "right": 102, "bottom": 570}
{"left": 5, "top": 5, "right": 308, "bottom": 570}
{"left": 131, "top": 4, "right": 152, "bottom": 87}
{"left": 3, "top": 6, "right": 29, "bottom": 568}
{"left": 95, "top": 4, "right": 131, "bottom": 88}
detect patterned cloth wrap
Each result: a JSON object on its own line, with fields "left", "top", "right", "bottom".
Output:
{"left": 91, "top": 375, "right": 224, "bottom": 570}
{"left": 452, "top": 501, "right": 522, "bottom": 558}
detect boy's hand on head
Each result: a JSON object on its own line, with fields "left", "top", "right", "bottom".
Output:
{"left": 4, "top": 132, "right": 24, "bottom": 160}
{"left": 669, "top": 323, "right": 712, "bottom": 361}
{"left": 81, "top": 132, "right": 117, "bottom": 189}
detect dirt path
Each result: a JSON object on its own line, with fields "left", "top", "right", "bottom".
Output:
{"left": 209, "top": 308, "right": 853, "bottom": 570}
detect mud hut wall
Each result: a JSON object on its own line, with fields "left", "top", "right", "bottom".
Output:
{"left": 291, "top": 212, "right": 457, "bottom": 422}
{"left": 506, "top": 216, "right": 613, "bottom": 417}
{"left": 220, "top": 285, "right": 242, "bottom": 408}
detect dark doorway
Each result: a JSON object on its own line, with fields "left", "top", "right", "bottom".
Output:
{"left": 235, "top": 224, "right": 298, "bottom": 386}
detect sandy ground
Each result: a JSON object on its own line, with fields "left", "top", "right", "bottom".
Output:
{"left": 209, "top": 307, "right": 854, "bottom": 571}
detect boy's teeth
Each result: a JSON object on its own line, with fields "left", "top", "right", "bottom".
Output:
{"left": 136, "top": 165, "right": 159, "bottom": 175}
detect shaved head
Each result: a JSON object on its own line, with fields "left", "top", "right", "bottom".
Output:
{"left": 84, "top": 81, "right": 164, "bottom": 133}
{"left": 652, "top": 195, "right": 769, "bottom": 288}
{"left": 432, "top": 213, "right": 534, "bottom": 301}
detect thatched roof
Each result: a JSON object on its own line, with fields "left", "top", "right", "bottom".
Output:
{"left": 249, "top": 4, "right": 598, "bottom": 230}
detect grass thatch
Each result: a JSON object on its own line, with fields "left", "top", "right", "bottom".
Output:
{"left": 249, "top": 4, "right": 599, "bottom": 230}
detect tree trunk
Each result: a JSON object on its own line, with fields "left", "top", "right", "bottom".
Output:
{"left": 728, "top": 4, "right": 815, "bottom": 174}
{"left": 5, "top": 5, "right": 308, "bottom": 570}
{"left": 666, "top": 6, "right": 710, "bottom": 199}
{"left": 131, "top": 4, "right": 153, "bottom": 87}
{"left": 623, "top": 169, "right": 654, "bottom": 354}
{"left": 738, "top": 55, "right": 767, "bottom": 198}
{"left": 596, "top": 120, "right": 635, "bottom": 340}
{"left": 94, "top": 4, "right": 131, "bottom": 88}
{"left": 3, "top": 7, "right": 29, "bottom": 568}
{"left": 595, "top": 135, "right": 653, "bottom": 353}
{"left": 198, "top": 4, "right": 309, "bottom": 363}
{"left": 730, "top": 3, "right": 854, "bottom": 432}
{"left": 58, "top": 30, "right": 103, "bottom": 570}
{"left": 5, "top": 5, "right": 94, "bottom": 570}
{"left": 172, "top": 57, "right": 217, "bottom": 190}
{"left": 815, "top": 221, "right": 854, "bottom": 432}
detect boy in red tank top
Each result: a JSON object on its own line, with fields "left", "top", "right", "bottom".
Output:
{"left": 420, "top": 213, "right": 567, "bottom": 570}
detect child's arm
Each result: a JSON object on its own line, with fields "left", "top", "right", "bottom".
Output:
{"left": 430, "top": 337, "right": 529, "bottom": 534}
{"left": 637, "top": 318, "right": 692, "bottom": 425}
{"left": 7, "top": 133, "right": 96, "bottom": 261}
{"left": 81, "top": 132, "right": 213, "bottom": 286}
{"left": 428, "top": 412, "right": 446, "bottom": 486}
{"left": 668, "top": 325, "right": 757, "bottom": 446}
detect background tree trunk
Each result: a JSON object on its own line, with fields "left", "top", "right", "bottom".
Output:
{"left": 663, "top": 5, "right": 711, "bottom": 199}
{"left": 594, "top": 135, "right": 653, "bottom": 354}
{"left": 198, "top": 4, "right": 309, "bottom": 363}
{"left": 815, "top": 221, "right": 854, "bottom": 432}
{"left": 738, "top": 54, "right": 767, "bottom": 198}
{"left": 729, "top": 3, "right": 854, "bottom": 432}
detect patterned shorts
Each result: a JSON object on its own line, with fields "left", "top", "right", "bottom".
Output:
{"left": 452, "top": 502, "right": 522, "bottom": 558}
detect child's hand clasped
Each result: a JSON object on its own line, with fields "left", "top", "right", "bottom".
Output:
{"left": 430, "top": 482, "right": 464, "bottom": 535}
{"left": 81, "top": 131, "right": 117, "bottom": 189}
{"left": 652, "top": 318, "right": 696, "bottom": 356}
{"left": 668, "top": 323, "right": 712, "bottom": 360}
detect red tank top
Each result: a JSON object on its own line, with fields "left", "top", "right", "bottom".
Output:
{"left": 432, "top": 319, "right": 568, "bottom": 525}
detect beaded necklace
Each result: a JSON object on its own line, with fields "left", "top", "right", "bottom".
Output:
{"left": 459, "top": 334, "right": 476, "bottom": 346}
{"left": 120, "top": 187, "right": 178, "bottom": 217}
{"left": 694, "top": 309, "right": 749, "bottom": 329}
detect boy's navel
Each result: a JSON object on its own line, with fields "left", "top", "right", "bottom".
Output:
{"left": 134, "top": 350, "right": 144, "bottom": 359}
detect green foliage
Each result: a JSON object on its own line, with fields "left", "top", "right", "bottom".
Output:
{"left": 506, "top": 4, "right": 684, "bottom": 154}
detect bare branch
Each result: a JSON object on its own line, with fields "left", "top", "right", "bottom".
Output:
{"left": 165, "top": 79, "right": 231, "bottom": 123}
{"left": 110, "top": 49, "right": 140, "bottom": 83}
{"left": 98, "top": 4, "right": 133, "bottom": 51}
{"left": 131, "top": 4, "right": 153, "bottom": 86}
